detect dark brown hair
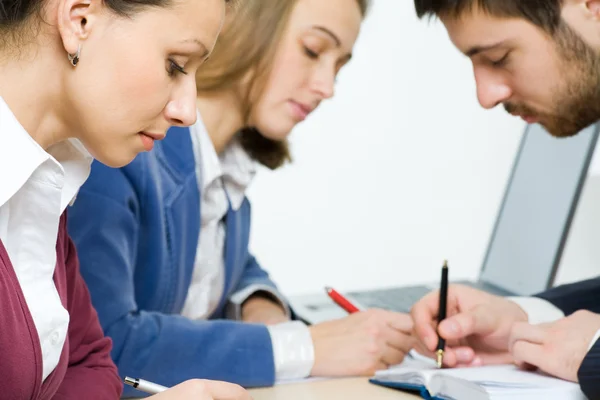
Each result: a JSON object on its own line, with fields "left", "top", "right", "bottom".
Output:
{"left": 414, "top": 0, "right": 562, "bottom": 33}
{"left": 0, "top": 0, "right": 231, "bottom": 49}
{"left": 196, "top": 0, "right": 370, "bottom": 170}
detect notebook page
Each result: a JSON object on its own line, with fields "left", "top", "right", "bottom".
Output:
{"left": 430, "top": 365, "right": 585, "bottom": 400}
{"left": 376, "top": 356, "right": 436, "bottom": 376}
{"left": 438, "top": 365, "right": 577, "bottom": 388}
{"left": 377, "top": 351, "right": 438, "bottom": 375}
{"left": 373, "top": 355, "right": 439, "bottom": 387}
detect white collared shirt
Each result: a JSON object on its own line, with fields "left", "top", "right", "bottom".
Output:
{"left": 0, "top": 96, "right": 93, "bottom": 382}
{"left": 180, "top": 113, "right": 257, "bottom": 319}
{"left": 180, "top": 113, "right": 315, "bottom": 380}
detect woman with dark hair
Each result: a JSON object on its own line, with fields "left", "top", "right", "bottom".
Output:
{"left": 0, "top": 0, "right": 248, "bottom": 397}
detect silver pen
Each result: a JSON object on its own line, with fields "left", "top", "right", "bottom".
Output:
{"left": 124, "top": 376, "right": 169, "bottom": 395}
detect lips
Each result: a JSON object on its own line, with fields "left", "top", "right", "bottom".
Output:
{"left": 140, "top": 131, "right": 166, "bottom": 141}
{"left": 296, "top": 102, "right": 313, "bottom": 116}
{"left": 514, "top": 114, "right": 539, "bottom": 124}
{"left": 509, "top": 112, "right": 539, "bottom": 124}
{"left": 138, "top": 131, "right": 166, "bottom": 152}
{"left": 289, "top": 101, "right": 315, "bottom": 121}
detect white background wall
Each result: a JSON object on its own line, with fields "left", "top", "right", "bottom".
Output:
{"left": 246, "top": 0, "right": 600, "bottom": 296}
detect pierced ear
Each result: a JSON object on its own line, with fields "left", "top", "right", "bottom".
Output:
{"left": 56, "top": 0, "right": 100, "bottom": 57}
{"left": 587, "top": 0, "right": 600, "bottom": 17}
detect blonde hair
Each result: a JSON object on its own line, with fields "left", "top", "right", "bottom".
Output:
{"left": 196, "top": 0, "right": 369, "bottom": 169}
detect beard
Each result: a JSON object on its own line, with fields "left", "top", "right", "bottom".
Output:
{"left": 504, "top": 22, "right": 600, "bottom": 138}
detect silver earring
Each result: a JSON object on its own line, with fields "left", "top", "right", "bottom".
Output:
{"left": 67, "top": 45, "right": 81, "bottom": 67}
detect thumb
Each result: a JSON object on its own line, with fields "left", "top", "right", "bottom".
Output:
{"left": 439, "top": 304, "right": 500, "bottom": 339}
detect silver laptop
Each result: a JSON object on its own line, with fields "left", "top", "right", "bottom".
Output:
{"left": 291, "top": 123, "right": 600, "bottom": 324}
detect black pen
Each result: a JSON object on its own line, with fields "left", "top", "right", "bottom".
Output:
{"left": 436, "top": 260, "right": 449, "bottom": 368}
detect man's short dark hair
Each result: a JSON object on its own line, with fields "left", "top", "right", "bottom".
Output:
{"left": 414, "top": 0, "right": 563, "bottom": 33}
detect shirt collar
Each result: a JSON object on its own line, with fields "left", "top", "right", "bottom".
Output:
{"left": 219, "top": 138, "right": 256, "bottom": 209}
{"left": 0, "top": 96, "right": 93, "bottom": 211}
{"left": 48, "top": 138, "right": 93, "bottom": 210}
{"left": 190, "top": 111, "right": 256, "bottom": 210}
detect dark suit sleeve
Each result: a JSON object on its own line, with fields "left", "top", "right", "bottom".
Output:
{"left": 578, "top": 337, "right": 600, "bottom": 399}
{"left": 535, "top": 277, "right": 600, "bottom": 315}
{"left": 536, "top": 278, "right": 600, "bottom": 397}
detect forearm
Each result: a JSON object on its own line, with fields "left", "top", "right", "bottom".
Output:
{"left": 108, "top": 313, "right": 277, "bottom": 397}
{"left": 227, "top": 284, "right": 291, "bottom": 322}
{"left": 242, "top": 295, "right": 289, "bottom": 324}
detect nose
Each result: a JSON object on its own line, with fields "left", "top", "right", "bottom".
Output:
{"left": 311, "top": 64, "right": 336, "bottom": 100}
{"left": 474, "top": 66, "right": 512, "bottom": 110}
{"left": 165, "top": 78, "right": 198, "bottom": 127}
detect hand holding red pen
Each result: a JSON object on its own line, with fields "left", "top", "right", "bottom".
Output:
{"left": 307, "top": 286, "right": 416, "bottom": 376}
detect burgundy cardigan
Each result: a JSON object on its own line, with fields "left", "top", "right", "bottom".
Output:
{"left": 0, "top": 211, "right": 122, "bottom": 399}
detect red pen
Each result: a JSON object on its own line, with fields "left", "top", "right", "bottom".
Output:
{"left": 325, "top": 286, "right": 360, "bottom": 313}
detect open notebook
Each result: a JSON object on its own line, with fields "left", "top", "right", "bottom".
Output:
{"left": 370, "top": 355, "right": 586, "bottom": 400}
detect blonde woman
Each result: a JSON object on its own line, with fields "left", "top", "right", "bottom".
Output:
{"left": 69, "top": 0, "right": 415, "bottom": 393}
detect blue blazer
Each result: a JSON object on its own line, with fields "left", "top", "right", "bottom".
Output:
{"left": 67, "top": 127, "right": 280, "bottom": 396}
{"left": 537, "top": 278, "right": 600, "bottom": 399}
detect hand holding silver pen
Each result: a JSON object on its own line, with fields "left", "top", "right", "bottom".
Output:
{"left": 124, "top": 376, "right": 252, "bottom": 399}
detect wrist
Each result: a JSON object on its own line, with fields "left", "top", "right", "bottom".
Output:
{"left": 242, "top": 296, "right": 288, "bottom": 324}
{"left": 511, "top": 302, "right": 529, "bottom": 323}
{"left": 307, "top": 323, "right": 330, "bottom": 376}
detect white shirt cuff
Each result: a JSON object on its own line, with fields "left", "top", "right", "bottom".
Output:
{"left": 267, "top": 321, "right": 315, "bottom": 380}
{"left": 507, "top": 296, "right": 565, "bottom": 325}
{"left": 226, "top": 284, "right": 291, "bottom": 321}
{"left": 588, "top": 329, "right": 600, "bottom": 352}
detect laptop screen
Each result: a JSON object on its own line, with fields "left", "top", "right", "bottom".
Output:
{"left": 479, "top": 123, "right": 599, "bottom": 296}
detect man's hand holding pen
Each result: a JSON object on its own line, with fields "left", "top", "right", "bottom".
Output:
{"left": 410, "top": 284, "right": 528, "bottom": 368}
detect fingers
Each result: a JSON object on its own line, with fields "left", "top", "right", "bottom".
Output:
{"left": 152, "top": 380, "right": 250, "bottom": 400}
{"left": 382, "top": 329, "right": 414, "bottom": 354}
{"left": 386, "top": 311, "right": 414, "bottom": 333}
{"left": 509, "top": 322, "right": 547, "bottom": 349}
{"left": 511, "top": 340, "right": 546, "bottom": 370}
{"left": 413, "top": 343, "right": 512, "bottom": 369}
{"left": 438, "top": 304, "right": 500, "bottom": 340}
{"left": 411, "top": 290, "right": 442, "bottom": 350}
{"left": 381, "top": 312, "right": 415, "bottom": 354}
{"left": 371, "top": 361, "right": 389, "bottom": 375}
{"left": 509, "top": 322, "right": 547, "bottom": 369}
{"left": 359, "top": 311, "right": 416, "bottom": 368}
{"left": 445, "top": 346, "right": 475, "bottom": 367}
{"left": 413, "top": 339, "right": 433, "bottom": 359}
{"left": 379, "top": 345, "right": 407, "bottom": 366}
{"left": 371, "top": 314, "right": 415, "bottom": 365}
{"left": 201, "top": 380, "right": 251, "bottom": 400}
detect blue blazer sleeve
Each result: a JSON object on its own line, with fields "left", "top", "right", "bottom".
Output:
{"left": 535, "top": 277, "right": 600, "bottom": 315}
{"left": 237, "top": 253, "right": 279, "bottom": 291}
{"left": 68, "top": 163, "right": 276, "bottom": 395}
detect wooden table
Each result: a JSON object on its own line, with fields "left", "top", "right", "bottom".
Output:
{"left": 248, "top": 377, "right": 420, "bottom": 400}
